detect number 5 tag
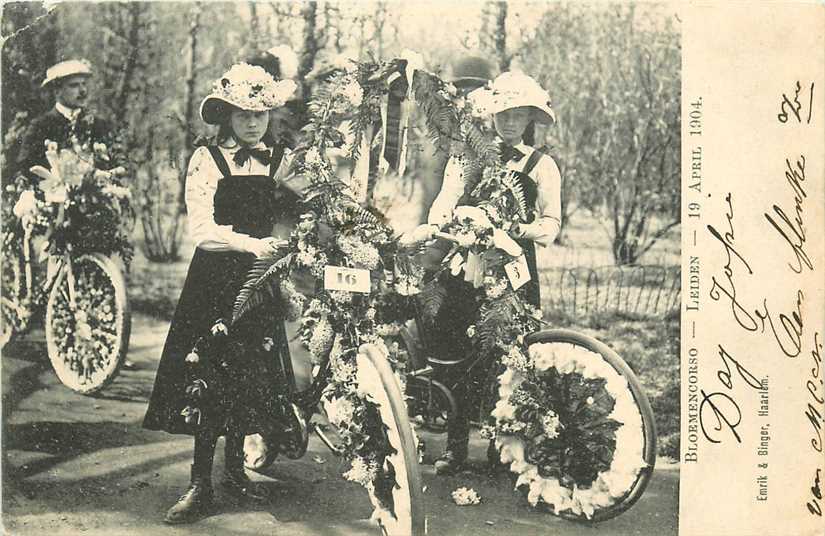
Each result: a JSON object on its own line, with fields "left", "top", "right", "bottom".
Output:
{"left": 324, "top": 265, "right": 371, "bottom": 293}
{"left": 504, "top": 255, "right": 531, "bottom": 290}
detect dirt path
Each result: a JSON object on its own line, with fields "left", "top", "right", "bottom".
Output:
{"left": 2, "top": 314, "right": 678, "bottom": 535}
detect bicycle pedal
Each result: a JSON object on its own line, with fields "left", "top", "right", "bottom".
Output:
{"left": 407, "top": 365, "right": 434, "bottom": 378}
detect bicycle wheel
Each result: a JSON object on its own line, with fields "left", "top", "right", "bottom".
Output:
{"left": 45, "top": 253, "right": 131, "bottom": 394}
{"left": 493, "top": 329, "right": 656, "bottom": 522}
{"left": 405, "top": 376, "right": 456, "bottom": 432}
{"left": 356, "top": 344, "right": 426, "bottom": 536}
{"left": 1, "top": 248, "right": 26, "bottom": 346}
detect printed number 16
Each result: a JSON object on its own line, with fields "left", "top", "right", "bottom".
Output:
{"left": 337, "top": 271, "right": 358, "bottom": 287}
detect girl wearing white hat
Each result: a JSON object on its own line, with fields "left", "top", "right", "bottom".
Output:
{"left": 143, "top": 63, "right": 301, "bottom": 524}
{"left": 427, "top": 71, "right": 562, "bottom": 475}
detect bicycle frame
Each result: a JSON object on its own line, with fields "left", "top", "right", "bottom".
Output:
{"left": 2, "top": 223, "right": 79, "bottom": 336}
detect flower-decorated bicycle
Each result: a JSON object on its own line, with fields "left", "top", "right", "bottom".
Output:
{"left": 175, "top": 59, "right": 431, "bottom": 535}
{"left": 180, "top": 53, "right": 656, "bottom": 534}
{"left": 385, "top": 60, "right": 658, "bottom": 520}
{"left": 1, "top": 137, "right": 133, "bottom": 394}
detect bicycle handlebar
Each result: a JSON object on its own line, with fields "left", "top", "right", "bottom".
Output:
{"left": 432, "top": 231, "right": 459, "bottom": 243}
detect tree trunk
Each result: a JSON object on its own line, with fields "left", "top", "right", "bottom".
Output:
{"left": 299, "top": 1, "right": 318, "bottom": 96}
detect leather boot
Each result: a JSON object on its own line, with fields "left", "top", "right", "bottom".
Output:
{"left": 222, "top": 435, "right": 269, "bottom": 502}
{"left": 164, "top": 465, "right": 214, "bottom": 524}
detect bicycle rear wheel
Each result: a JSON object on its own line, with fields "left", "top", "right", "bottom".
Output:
{"left": 494, "top": 329, "right": 656, "bottom": 522}
{"left": 45, "top": 253, "right": 130, "bottom": 394}
{"left": 1, "top": 248, "right": 26, "bottom": 346}
{"left": 356, "top": 344, "right": 426, "bottom": 536}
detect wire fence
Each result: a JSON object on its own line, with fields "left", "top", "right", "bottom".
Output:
{"left": 541, "top": 264, "right": 681, "bottom": 318}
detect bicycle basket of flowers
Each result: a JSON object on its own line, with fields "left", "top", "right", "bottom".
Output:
{"left": 13, "top": 138, "right": 134, "bottom": 266}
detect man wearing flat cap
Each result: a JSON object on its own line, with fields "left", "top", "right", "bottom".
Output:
{"left": 16, "top": 59, "right": 125, "bottom": 178}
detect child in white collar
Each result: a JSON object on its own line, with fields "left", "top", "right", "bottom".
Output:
{"left": 426, "top": 71, "right": 562, "bottom": 475}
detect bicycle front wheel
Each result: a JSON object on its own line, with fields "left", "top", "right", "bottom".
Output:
{"left": 356, "top": 344, "right": 426, "bottom": 536}
{"left": 45, "top": 253, "right": 131, "bottom": 394}
{"left": 494, "top": 329, "right": 656, "bottom": 522}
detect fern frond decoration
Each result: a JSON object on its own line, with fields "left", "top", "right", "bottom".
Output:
{"left": 232, "top": 250, "right": 294, "bottom": 324}
{"left": 418, "top": 277, "right": 448, "bottom": 323}
{"left": 501, "top": 171, "right": 529, "bottom": 221}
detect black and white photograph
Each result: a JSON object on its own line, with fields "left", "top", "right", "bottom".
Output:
{"left": 5, "top": 1, "right": 816, "bottom": 535}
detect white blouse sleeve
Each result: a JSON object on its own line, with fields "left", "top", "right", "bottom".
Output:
{"left": 184, "top": 147, "right": 260, "bottom": 253}
{"left": 427, "top": 155, "right": 465, "bottom": 226}
{"left": 275, "top": 148, "right": 311, "bottom": 196}
{"left": 519, "top": 153, "right": 562, "bottom": 247}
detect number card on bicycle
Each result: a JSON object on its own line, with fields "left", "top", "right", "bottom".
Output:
{"left": 504, "top": 255, "right": 531, "bottom": 291}
{"left": 324, "top": 266, "right": 371, "bottom": 293}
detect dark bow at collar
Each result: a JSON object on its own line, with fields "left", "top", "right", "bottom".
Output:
{"left": 232, "top": 146, "right": 270, "bottom": 167}
{"left": 499, "top": 143, "right": 525, "bottom": 164}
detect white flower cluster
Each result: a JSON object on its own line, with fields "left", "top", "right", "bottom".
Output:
{"left": 308, "top": 316, "right": 334, "bottom": 360}
{"left": 501, "top": 346, "right": 530, "bottom": 372}
{"left": 211, "top": 63, "right": 296, "bottom": 111}
{"left": 324, "top": 395, "right": 355, "bottom": 427}
{"left": 394, "top": 274, "right": 421, "bottom": 296}
{"left": 296, "top": 242, "right": 328, "bottom": 278}
{"left": 337, "top": 234, "right": 381, "bottom": 270}
{"left": 484, "top": 277, "right": 508, "bottom": 299}
{"left": 280, "top": 278, "right": 306, "bottom": 321}
{"left": 479, "top": 423, "right": 497, "bottom": 440}
{"left": 541, "top": 411, "right": 562, "bottom": 439}
{"left": 334, "top": 76, "right": 364, "bottom": 110}
{"left": 343, "top": 456, "right": 379, "bottom": 488}
{"left": 451, "top": 487, "right": 481, "bottom": 506}
{"left": 330, "top": 347, "right": 357, "bottom": 384}
{"left": 328, "top": 290, "right": 353, "bottom": 304}
{"left": 304, "top": 146, "right": 324, "bottom": 167}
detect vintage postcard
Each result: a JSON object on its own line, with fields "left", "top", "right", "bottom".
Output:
{"left": 0, "top": 1, "right": 822, "bottom": 535}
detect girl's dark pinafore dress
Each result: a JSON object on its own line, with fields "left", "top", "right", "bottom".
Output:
{"left": 143, "top": 145, "right": 298, "bottom": 436}
{"left": 430, "top": 147, "right": 545, "bottom": 359}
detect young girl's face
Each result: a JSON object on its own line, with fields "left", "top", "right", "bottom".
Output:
{"left": 494, "top": 107, "right": 532, "bottom": 145}
{"left": 230, "top": 109, "right": 269, "bottom": 145}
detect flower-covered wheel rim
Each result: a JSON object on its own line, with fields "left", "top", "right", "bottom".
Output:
{"left": 494, "top": 331, "right": 655, "bottom": 521}
{"left": 45, "top": 254, "right": 130, "bottom": 394}
{"left": 351, "top": 345, "right": 426, "bottom": 536}
{"left": 1, "top": 250, "right": 27, "bottom": 344}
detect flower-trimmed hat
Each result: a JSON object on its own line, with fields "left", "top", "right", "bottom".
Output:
{"left": 468, "top": 71, "right": 556, "bottom": 124}
{"left": 199, "top": 63, "right": 297, "bottom": 125}
{"left": 41, "top": 59, "right": 92, "bottom": 88}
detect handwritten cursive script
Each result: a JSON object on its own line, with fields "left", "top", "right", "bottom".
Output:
{"left": 699, "top": 346, "right": 765, "bottom": 443}
{"left": 808, "top": 469, "right": 822, "bottom": 516}
{"left": 708, "top": 194, "right": 756, "bottom": 331}
{"left": 764, "top": 155, "right": 812, "bottom": 274}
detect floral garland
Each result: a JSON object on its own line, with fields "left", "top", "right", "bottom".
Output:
{"left": 493, "top": 342, "right": 648, "bottom": 519}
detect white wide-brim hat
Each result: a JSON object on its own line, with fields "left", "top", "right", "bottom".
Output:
{"left": 200, "top": 63, "right": 297, "bottom": 125}
{"left": 41, "top": 59, "right": 92, "bottom": 88}
{"left": 468, "top": 71, "right": 556, "bottom": 124}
